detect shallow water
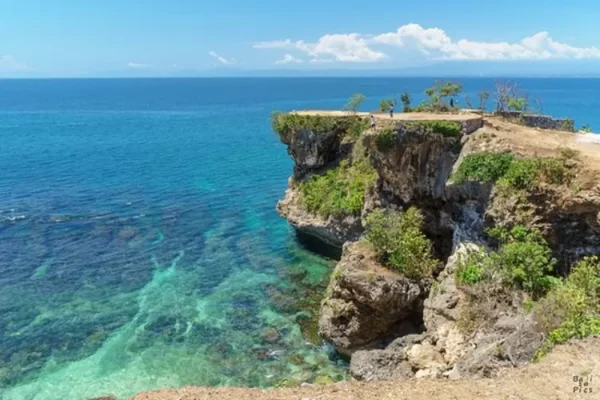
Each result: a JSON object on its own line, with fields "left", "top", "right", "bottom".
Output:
{"left": 0, "top": 78, "right": 599, "bottom": 400}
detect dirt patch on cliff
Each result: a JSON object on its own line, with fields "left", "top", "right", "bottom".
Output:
{"left": 132, "top": 337, "right": 599, "bottom": 400}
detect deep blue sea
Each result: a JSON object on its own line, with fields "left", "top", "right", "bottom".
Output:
{"left": 0, "top": 78, "right": 599, "bottom": 400}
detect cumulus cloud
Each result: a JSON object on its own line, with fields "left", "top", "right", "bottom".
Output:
{"left": 208, "top": 51, "right": 236, "bottom": 65}
{"left": 127, "top": 62, "right": 149, "bottom": 69}
{"left": 254, "top": 24, "right": 600, "bottom": 63}
{"left": 0, "top": 55, "right": 29, "bottom": 71}
{"left": 275, "top": 54, "right": 303, "bottom": 65}
{"left": 254, "top": 34, "right": 386, "bottom": 63}
{"left": 373, "top": 24, "right": 600, "bottom": 60}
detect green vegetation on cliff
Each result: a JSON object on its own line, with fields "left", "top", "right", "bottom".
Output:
{"left": 534, "top": 256, "right": 600, "bottom": 359}
{"left": 299, "top": 158, "right": 376, "bottom": 218}
{"left": 457, "top": 225, "right": 557, "bottom": 297}
{"left": 453, "top": 152, "right": 514, "bottom": 183}
{"left": 271, "top": 112, "right": 370, "bottom": 142}
{"left": 454, "top": 151, "right": 576, "bottom": 189}
{"left": 272, "top": 113, "right": 337, "bottom": 139}
{"left": 375, "top": 120, "right": 461, "bottom": 153}
{"left": 366, "top": 207, "right": 438, "bottom": 279}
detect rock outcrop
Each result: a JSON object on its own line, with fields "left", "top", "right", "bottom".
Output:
{"left": 275, "top": 111, "right": 600, "bottom": 384}
{"left": 319, "top": 241, "right": 426, "bottom": 356}
{"left": 277, "top": 116, "right": 356, "bottom": 180}
{"left": 276, "top": 182, "right": 363, "bottom": 247}
{"left": 362, "top": 126, "right": 461, "bottom": 203}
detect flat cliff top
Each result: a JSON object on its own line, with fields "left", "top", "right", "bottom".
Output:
{"left": 481, "top": 117, "right": 600, "bottom": 179}
{"left": 132, "top": 338, "right": 599, "bottom": 400}
{"left": 292, "top": 110, "right": 482, "bottom": 121}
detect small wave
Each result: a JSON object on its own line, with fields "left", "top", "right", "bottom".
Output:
{"left": 1, "top": 215, "right": 26, "bottom": 223}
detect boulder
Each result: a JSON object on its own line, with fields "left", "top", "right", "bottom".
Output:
{"left": 350, "top": 349, "right": 413, "bottom": 381}
{"left": 319, "top": 241, "right": 425, "bottom": 356}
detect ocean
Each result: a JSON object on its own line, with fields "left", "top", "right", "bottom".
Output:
{"left": 0, "top": 77, "right": 598, "bottom": 400}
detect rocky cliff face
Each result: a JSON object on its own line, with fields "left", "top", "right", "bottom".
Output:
{"left": 275, "top": 113, "right": 600, "bottom": 383}
{"left": 276, "top": 182, "right": 363, "bottom": 248}
{"left": 319, "top": 241, "right": 427, "bottom": 356}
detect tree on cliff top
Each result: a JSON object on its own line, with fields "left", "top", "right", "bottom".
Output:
{"left": 343, "top": 93, "right": 366, "bottom": 114}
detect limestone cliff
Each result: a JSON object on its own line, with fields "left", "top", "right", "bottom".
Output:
{"left": 275, "top": 111, "right": 600, "bottom": 382}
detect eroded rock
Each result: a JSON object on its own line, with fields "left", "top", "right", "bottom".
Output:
{"left": 319, "top": 241, "right": 426, "bottom": 356}
{"left": 276, "top": 182, "right": 362, "bottom": 248}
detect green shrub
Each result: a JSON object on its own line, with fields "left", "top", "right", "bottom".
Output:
{"left": 507, "top": 97, "right": 528, "bottom": 112}
{"left": 343, "top": 93, "right": 366, "bottom": 113}
{"left": 300, "top": 159, "right": 376, "bottom": 218}
{"left": 560, "top": 119, "right": 575, "bottom": 132}
{"left": 501, "top": 157, "right": 572, "bottom": 189}
{"left": 533, "top": 256, "right": 600, "bottom": 359}
{"left": 453, "top": 152, "right": 514, "bottom": 183}
{"left": 272, "top": 113, "right": 337, "bottom": 139}
{"left": 345, "top": 118, "right": 369, "bottom": 140}
{"left": 400, "top": 92, "right": 412, "bottom": 112}
{"left": 456, "top": 250, "right": 492, "bottom": 285}
{"left": 366, "top": 208, "right": 438, "bottom": 279}
{"left": 407, "top": 120, "right": 461, "bottom": 137}
{"left": 375, "top": 128, "right": 396, "bottom": 152}
{"left": 487, "top": 225, "right": 557, "bottom": 297}
{"left": 453, "top": 151, "right": 575, "bottom": 189}
{"left": 501, "top": 158, "right": 541, "bottom": 189}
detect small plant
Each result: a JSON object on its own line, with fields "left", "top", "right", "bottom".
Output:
{"left": 560, "top": 119, "right": 575, "bottom": 132}
{"left": 400, "top": 92, "right": 412, "bottom": 112}
{"left": 478, "top": 91, "right": 490, "bottom": 112}
{"left": 366, "top": 208, "right": 438, "bottom": 280}
{"left": 456, "top": 249, "right": 492, "bottom": 285}
{"left": 494, "top": 81, "right": 527, "bottom": 112}
{"left": 375, "top": 128, "right": 396, "bottom": 152}
{"left": 508, "top": 97, "right": 528, "bottom": 112}
{"left": 453, "top": 152, "right": 514, "bottom": 183}
{"left": 557, "top": 147, "right": 579, "bottom": 161}
{"left": 580, "top": 124, "right": 592, "bottom": 133}
{"left": 464, "top": 95, "right": 473, "bottom": 109}
{"left": 343, "top": 93, "right": 366, "bottom": 114}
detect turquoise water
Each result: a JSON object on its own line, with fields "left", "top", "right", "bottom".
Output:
{"left": 0, "top": 78, "right": 599, "bottom": 400}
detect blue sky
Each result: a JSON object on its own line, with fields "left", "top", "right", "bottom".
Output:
{"left": 2, "top": 0, "right": 600, "bottom": 77}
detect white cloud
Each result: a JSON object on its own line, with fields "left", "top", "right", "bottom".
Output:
{"left": 253, "top": 34, "right": 386, "bottom": 63}
{"left": 275, "top": 54, "right": 303, "bottom": 65}
{"left": 373, "top": 24, "right": 600, "bottom": 60}
{"left": 0, "top": 55, "right": 29, "bottom": 71}
{"left": 127, "top": 62, "right": 149, "bottom": 69}
{"left": 208, "top": 51, "right": 236, "bottom": 65}
{"left": 253, "top": 39, "right": 295, "bottom": 49}
{"left": 255, "top": 24, "right": 600, "bottom": 64}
